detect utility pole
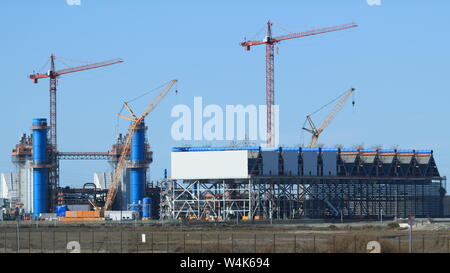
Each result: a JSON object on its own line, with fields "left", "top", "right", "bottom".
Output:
{"left": 408, "top": 215, "right": 415, "bottom": 253}
{"left": 409, "top": 224, "right": 413, "bottom": 253}
{"left": 16, "top": 220, "right": 20, "bottom": 253}
{"left": 269, "top": 201, "right": 273, "bottom": 225}
{"left": 395, "top": 189, "right": 398, "bottom": 221}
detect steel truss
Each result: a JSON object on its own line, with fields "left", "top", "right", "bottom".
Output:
{"left": 160, "top": 176, "right": 446, "bottom": 220}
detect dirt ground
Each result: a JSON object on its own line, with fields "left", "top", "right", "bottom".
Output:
{"left": 0, "top": 219, "right": 449, "bottom": 253}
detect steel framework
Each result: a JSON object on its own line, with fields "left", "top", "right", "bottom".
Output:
{"left": 58, "top": 152, "right": 112, "bottom": 160}
{"left": 160, "top": 176, "right": 446, "bottom": 220}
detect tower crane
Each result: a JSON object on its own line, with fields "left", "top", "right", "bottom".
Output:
{"left": 28, "top": 55, "right": 123, "bottom": 210}
{"left": 241, "top": 21, "right": 357, "bottom": 147}
{"left": 104, "top": 79, "right": 177, "bottom": 211}
{"left": 302, "top": 88, "right": 355, "bottom": 147}
{"left": 29, "top": 55, "right": 124, "bottom": 150}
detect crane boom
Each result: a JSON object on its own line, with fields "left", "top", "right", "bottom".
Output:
{"left": 104, "top": 79, "right": 177, "bottom": 211}
{"left": 29, "top": 58, "right": 124, "bottom": 82}
{"left": 123, "top": 102, "right": 138, "bottom": 121}
{"left": 241, "top": 22, "right": 358, "bottom": 49}
{"left": 303, "top": 88, "right": 355, "bottom": 147}
{"left": 53, "top": 58, "right": 123, "bottom": 77}
{"left": 241, "top": 21, "right": 357, "bottom": 147}
{"left": 138, "top": 80, "right": 177, "bottom": 123}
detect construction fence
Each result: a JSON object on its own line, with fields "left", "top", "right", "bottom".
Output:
{"left": 1, "top": 229, "right": 450, "bottom": 253}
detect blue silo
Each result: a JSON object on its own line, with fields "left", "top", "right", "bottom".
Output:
{"left": 31, "top": 118, "right": 49, "bottom": 218}
{"left": 129, "top": 121, "right": 147, "bottom": 209}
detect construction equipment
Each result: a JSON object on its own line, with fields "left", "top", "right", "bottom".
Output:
{"left": 104, "top": 79, "right": 177, "bottom": 211}
{"left": 241, "top": 21, "right": 357, "bottom": 147}
{"left": 302, "top": 88, "right": 355, "bottom": 147}
{"left": 88, "top": 199, "right": 99, "bottom": 211}
{"left": 28, "top": 55, "right": 123, "bottom": 211}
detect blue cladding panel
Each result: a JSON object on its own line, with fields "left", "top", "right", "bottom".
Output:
{"left": 282, "top": 150, "right": 299, "bottom": 175}
{"left": 262, "top": 151, "right": 279, "bottom": 175}
{"left": 398, "top": 149, "right": 414, "bottom": 153}
{"left": 33, "top": 169, "right": 48, "bottom": 217}
{"left": 32, "top": 118, "right": 47, "bottom": 164}
{"left": 32, "top": 118, "right": 48, "bottom": 217}
{"left": 302, "top": 147, "right": 320, "bottom": 152}
{"left": 303, "top": 151, "right": 318, "bottom": 176}
{"left": 130, "top": 167, "right": 145, "bottom": 205}
{"left": 131, "top": 121, "right": 145, "bottom": 162}
{"left": 322, "top": 151, "right": 337, "bottom": 176}
{"left": 341, "top": 148, "right": 358, "bottom": 152}
{"left": 172, "top": 146, "right": 260, "bottom": 152}
{"left": 281, "top": 147, "right": 300, "bottom": 151}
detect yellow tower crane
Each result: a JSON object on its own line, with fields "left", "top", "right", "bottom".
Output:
{"left": 103, "top": 79, "right": 177, "bottom": 211}
{"left": 302, "top": 88, "right": 355, "bottom": 148}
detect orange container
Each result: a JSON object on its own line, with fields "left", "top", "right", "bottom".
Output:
{"left": 65, "top": 210, "right": 103, "bottom": 218}
{"left": 59, "top": 217, "right": 105, "bottom": 222}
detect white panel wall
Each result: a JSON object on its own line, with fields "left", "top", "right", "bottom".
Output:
{"left": 171, "top": 150, "right": 249, "bottom": 179}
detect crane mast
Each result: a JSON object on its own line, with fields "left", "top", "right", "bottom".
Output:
{"left": 265, "top": 21, "right": 275, "bottom": 147}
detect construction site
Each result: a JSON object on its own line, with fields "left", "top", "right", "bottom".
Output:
{"left": 1, "top": 2, "right": 449, "bottom": 255}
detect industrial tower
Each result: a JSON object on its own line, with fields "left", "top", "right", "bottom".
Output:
{"left": 28, "top": 55, "right": 123, "bottom": 211}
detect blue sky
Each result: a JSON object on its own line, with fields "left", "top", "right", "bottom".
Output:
{"left": 0, "top": 0, "right": 449, "bottom": 189}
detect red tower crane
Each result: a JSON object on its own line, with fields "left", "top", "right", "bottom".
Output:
{"left": 241, "top": 21, "right": 358, "bottom": 147}
{"left": 28, "top": 55, "right": 123, "bottom": 211}
{"left": 29, "top": 55, "right": 123, "bottom": 149}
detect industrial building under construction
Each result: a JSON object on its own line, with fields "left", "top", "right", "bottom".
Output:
{"left": 160, "top": 147, "right": 445, "bottom": 220}
{"left": 3, "top": 142, "right": 446, "bottom": 221}
{"left": 0, "top": 19, "right": 447, "bottom": 223}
